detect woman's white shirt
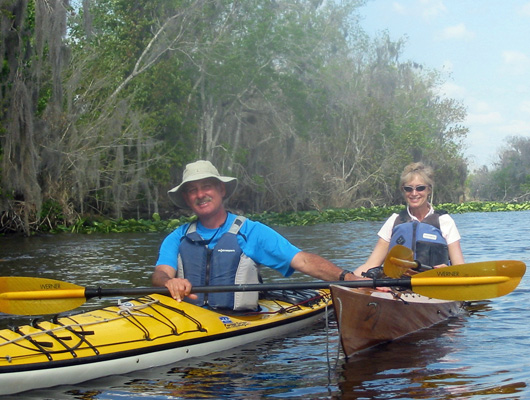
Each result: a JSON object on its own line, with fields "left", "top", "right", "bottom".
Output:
{"left": 377, "top": 206, "right": 461, "bottom": 245}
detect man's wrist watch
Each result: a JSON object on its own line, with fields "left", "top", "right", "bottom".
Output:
{"left": 339, "top": 269, "right": 353, "bottom": 281}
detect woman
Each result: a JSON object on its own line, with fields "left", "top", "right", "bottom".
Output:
{"left": 353, "top": 162, "right": 464, "bottom": 278}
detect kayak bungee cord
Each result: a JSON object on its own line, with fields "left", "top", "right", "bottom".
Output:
{"left": 330, "top": 294, "right": 344, "bottom": 369}
{"left": 323, "top": 293, "right": 340, "bottom": 389}
{"left": 0, "top": 296, "right": 207, "bottom": 363}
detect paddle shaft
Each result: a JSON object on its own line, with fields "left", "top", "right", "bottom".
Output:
{"left": 88, "top": 279, "right": 411, "bottom": 298}
{"left": 2, "top": 279, "right": 412, "bottom": 301}
{"left": 88, "top": 276, "right": 509, "bottom": 297}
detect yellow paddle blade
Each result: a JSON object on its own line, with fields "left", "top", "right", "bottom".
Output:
{"left": 383, "top": 245, "right": 417, "bottom": 278}
{"left": 410, "top": 260, "right": 526, "bottom": 301}
{"left": 0, "top": 277, "right": 86, "bottom": 315}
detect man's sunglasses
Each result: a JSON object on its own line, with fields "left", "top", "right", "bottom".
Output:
{"left": 402, "top": 185, "right": 429, "bottom": 193}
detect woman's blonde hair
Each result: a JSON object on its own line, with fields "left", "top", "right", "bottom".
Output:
{"left": 399, "top": 162, "right": 434, "bottom": 188}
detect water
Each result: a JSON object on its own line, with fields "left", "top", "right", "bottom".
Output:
{"left": 0, "top": 211, "right": 529, "bottom": 399}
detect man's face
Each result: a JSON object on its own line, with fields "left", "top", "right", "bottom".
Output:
{"left": 183, "top": 178, "right": 226, "bottom": 219}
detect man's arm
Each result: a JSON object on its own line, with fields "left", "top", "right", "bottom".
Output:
{"left": 290, "top": 251, "right": 358, "bottom": 281}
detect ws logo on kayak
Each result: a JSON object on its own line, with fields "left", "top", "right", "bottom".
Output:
{"left": 219, "top": 316, "right": 250, "bottom": 329}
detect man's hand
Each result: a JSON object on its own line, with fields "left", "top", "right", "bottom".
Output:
{"left": 164, "top": 277, "right": 198, "bottom": 302}
{"left": 152, "top": 264, "right": 198, "bottom": 302}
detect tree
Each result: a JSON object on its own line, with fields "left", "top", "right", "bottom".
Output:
{"left": 304, "top": 32, "right": 468, "bottom": 207}
{"left": 492, "top": 136, "right": 530, "bottom": 201}
{"left": 0, "top": 0, "right": 69, "bottom": 234}
{"left": 64, "top": 0, "right": 201, "bottom": 218}
{"left": 468, "top": 136, "right": 530, "bottom": 201}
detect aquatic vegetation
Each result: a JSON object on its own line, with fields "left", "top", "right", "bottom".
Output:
{"left": 47, "top": 201, "right": 530, "bottom": 234}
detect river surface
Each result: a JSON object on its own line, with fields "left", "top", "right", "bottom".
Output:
{"left": 0, "top": 211, "right": 529, "bottom": 399}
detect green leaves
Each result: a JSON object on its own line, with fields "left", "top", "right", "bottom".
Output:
{"left": 50, "top": 214, "right": 197, "bottom": 234}
{"left": 42, "top": 202, "right": 530, "bottom": 234}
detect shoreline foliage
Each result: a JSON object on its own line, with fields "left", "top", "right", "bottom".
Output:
{"left": 22, "top": 201, "right": 530, "bottom": 235}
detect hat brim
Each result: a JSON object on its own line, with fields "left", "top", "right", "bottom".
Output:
{"left": 168, "top": 176, "right": 238, "bottom": 209}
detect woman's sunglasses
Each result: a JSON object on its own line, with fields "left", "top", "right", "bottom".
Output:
{"left": 402, "top": 185, "right": 429, "bottom": 193}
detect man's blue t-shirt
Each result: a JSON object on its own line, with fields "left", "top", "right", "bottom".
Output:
{"left": 156, "top": 213, "right": 299, "bottom": 277}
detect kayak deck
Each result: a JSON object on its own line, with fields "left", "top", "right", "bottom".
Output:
{"left": 330, "top": 285, "right": 463, "bottom": 358}
{"left": 0, "top": 290, "right": 331, "bottom": 395}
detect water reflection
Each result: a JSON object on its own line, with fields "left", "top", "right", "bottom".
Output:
{"left": 337, "top": 317, "right": 466, "bottom": 399}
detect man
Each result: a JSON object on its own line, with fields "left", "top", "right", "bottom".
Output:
{"left": 153, "top": 160, "right": 357, "bottom": 311}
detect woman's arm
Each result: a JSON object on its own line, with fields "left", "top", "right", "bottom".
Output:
{"left": 448, "top": 240, "right": 465, "bottom": 265}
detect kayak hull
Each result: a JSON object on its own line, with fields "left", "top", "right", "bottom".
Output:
{"left": 0, "top": 291, "right": 330, "bottom": 395}
{"left": 330, "top": 285, "right": 463, "bottom": 358}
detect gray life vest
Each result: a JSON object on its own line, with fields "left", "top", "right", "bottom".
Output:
{"left": 177, "top": 216, "right": 260, "bottom": 311}
{"left": 389, "top": 209, "right": 450, "bottom": 267}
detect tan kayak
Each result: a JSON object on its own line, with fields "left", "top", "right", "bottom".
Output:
{"left": 330, "top": 285, "right": 463, "bottom": 358}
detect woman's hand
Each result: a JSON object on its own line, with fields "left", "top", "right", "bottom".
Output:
{"left": 345, "top": 270, "right": 391, "bottom": 292}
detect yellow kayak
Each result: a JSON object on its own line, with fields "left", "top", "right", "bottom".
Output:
{"left": 0, "top": 290, "right": 331, "bottom": 395}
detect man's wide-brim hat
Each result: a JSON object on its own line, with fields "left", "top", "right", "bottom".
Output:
{"left": 168, "top": 160, "right": 238, "bottom": 209}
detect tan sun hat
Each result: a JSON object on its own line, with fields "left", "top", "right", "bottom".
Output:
{"left": 168, "top": 160, "right": 238, "bottom": 209}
